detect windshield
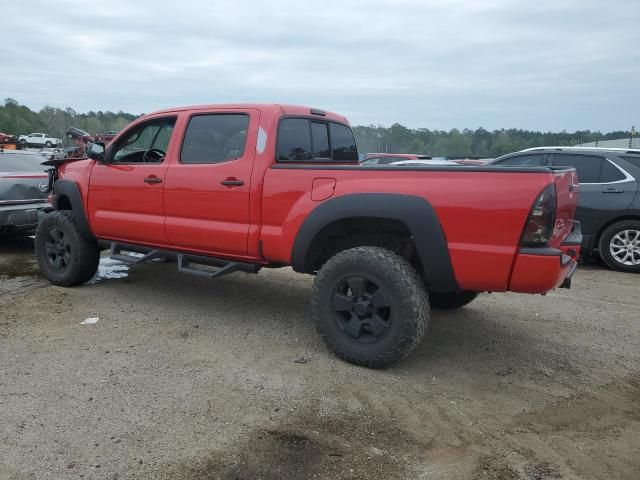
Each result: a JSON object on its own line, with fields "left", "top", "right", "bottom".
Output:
{"left": 0, "top": 153, "right": 46, "bottom": 172}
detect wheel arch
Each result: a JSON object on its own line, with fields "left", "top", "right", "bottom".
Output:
{"left": 52, "top": 180, "right": 96, "bottom": 241}
{"left": 595, "top": 213, "right": 640, "bottom": 251}
{"left": 291, "top": 193, "right": 458, "bottom": 292}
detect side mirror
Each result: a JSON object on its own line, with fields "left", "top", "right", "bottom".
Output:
{"left": 87, "top": 142, "right": 106, "bottom": 162}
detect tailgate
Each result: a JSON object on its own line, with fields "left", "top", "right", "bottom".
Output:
{"left": 548, "top": 167, "right": 578, "bottom": 248}
{"left": 0, "top": 172, "right": 50, "bottom": 205}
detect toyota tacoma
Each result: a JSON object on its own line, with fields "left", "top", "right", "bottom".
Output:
{"left": 36, "top": 104, "right": 581, "bottom": 368}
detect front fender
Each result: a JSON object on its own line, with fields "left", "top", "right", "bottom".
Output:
{"left": 53, "top": 180, "right": 96, "bottom": 241}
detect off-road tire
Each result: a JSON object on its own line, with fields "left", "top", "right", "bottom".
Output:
{"left": 311, "top": 246, "right": 429, "bottom": 368}
{"left": 598, "top": 220, "right": 640, "bottom": 273}
{"left": 429, "top": 291, "right": 479, "bottom": 310}
{"left": 35, "top": 211, "right": 100, "bottom": 286}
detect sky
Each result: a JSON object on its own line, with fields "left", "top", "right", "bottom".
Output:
{"left": 1, "top": 0, "right": 639, "bottom": 131}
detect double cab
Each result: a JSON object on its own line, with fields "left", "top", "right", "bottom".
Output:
{"left": 36, "top": 104, "right": 581, "bottom": 367}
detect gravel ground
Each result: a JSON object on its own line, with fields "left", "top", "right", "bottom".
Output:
{"left": 0, "top": 237, "right": 638, "bottom": 479}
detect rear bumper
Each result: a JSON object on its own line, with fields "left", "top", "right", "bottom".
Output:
{"left": 508, "top": 221, "right": 582, "bottom": 294}
{"left": 0, "top": 201, "right": 50, "bottom": 233}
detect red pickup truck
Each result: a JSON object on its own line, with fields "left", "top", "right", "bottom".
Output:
{"left": 36, "top": 104, "right": 581, "bottom": 367}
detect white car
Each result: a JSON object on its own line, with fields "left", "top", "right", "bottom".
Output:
{"left": 18, "top": 133, "right": 62, "bottom": 148}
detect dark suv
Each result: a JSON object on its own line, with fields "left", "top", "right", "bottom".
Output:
{"left": 491, "top": 147, "right": 640, "bottom": 273}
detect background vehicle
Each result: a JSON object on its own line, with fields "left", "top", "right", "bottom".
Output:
{"left": 18, "top": 133, "right": 61, "bottom": 148}
{"left": 0, "top": 132, "right": 18, "bottom": 144}
{"left": 65, "top": 127, "right": 94, "bottom": 158}
{"left": 0, "top": 150, "right": 51, "bottom": 237}
{"left": 36, "top": 104, "right": 580, "bottom": 368}
{"left": 94, "top": 131, "right": 118, "bottom": 144}
{"left": 361, "top": 153, "right": 433, "bottom": 165}
{"left": 491, "top": 147, "right": 640, "bottom": 272}
{"left": 387, "top": 159, "right": 457, "bottom": 166}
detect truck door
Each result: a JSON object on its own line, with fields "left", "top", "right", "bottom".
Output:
{"left": 163, "top": 109, "right": 259, "bottom": 256}
{"left": 87, "top": 116, "right": 177, "bottom": 245}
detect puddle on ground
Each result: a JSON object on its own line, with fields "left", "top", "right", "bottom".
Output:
{"left": 0, "top": 237, "right": 39, "bottom": 278}
{"left": 87, "top": 257, "right": 130, "bottom": 284}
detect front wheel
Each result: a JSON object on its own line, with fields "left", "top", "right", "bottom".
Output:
{"left": 429, "top": 291, "right": 479, "bottom": 310}
{"left": 598, "top": 220, "right": 640, "bottom": 273}
{"left": 311, "top": 247, "right": 429, "bottom": 368}
{"left": 35, "top": 211, "right": 100, "bottom": 286}
{"left": 45, "top": 141, "right": 52, "bottom": 148}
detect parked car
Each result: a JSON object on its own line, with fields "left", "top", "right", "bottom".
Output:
{"left": 387, "top": 159, "right": 457, "bottom": 166}
{"left": 491, "top": 147, "right": 640, "bottom": 272}
{"left": 361, "top": 153, "right": 433, "bottom": 165}
{"left": 36, "top": 103, "right": 580, "bottom": 368}
{"left": 0, "top": 150, "right": 51, "bottom": 237}
{"left": 18, "top": 133, "right": 62, "bottom": 148}
{"left": 94, "top": 131, "right": 118, "bottom": 144}
{"left": 0, "top": 132, "right": 18, "bottom": 144}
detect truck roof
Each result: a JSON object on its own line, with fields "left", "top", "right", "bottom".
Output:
{"left": 147, "top": 103, "right": 349, "bottom": 124}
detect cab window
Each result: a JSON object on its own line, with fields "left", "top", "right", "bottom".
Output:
{"left": 180, "top": 114, "right": 250, "bottom": 164}
{"left": 112, "top": 117, "right": 176, "bottom": 163}
{"left": 276, "top": 118, "right": 358, "bottom": 162}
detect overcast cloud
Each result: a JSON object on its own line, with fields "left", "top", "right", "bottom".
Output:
{"left": 1, "top": 0, "right": 638, "bottom": 130}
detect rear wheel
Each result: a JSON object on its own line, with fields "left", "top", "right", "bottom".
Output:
{"left": 35, "top": 211, "right": 100, "bottom": 286}
{"left": 598, "top": 220, "right": 640, "bottom": 273}
{"left": 311, "top": 246, "right": 429, "bottom": 368}
{"left": 429, "top": 291, "right": 479, "bottom": 310}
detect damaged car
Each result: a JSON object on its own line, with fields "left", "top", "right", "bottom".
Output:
{"left": 0, "top": 149, "right": 51, "bottom": 237}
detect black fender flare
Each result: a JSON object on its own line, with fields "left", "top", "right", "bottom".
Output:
{"left": 291, "top": 193, "right": 458, "bottom": 292}
{"left": 53, "top": 180, "right": 96, "bottom": 242}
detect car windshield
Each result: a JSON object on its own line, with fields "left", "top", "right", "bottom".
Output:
{"left": 0, "top": 153, "right": 46, "bottom": 172}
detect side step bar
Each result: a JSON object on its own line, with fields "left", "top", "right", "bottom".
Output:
{"left": 109, "top": 242, "right": 261, "bottom": 280}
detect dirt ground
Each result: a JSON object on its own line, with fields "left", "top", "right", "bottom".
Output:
{"left": 1, "top": 237, "right": 638, "bottom": 480}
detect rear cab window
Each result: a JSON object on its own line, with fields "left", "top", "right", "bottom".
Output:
{"left": 277, "top": 118, "right": 358, "bottom": 162}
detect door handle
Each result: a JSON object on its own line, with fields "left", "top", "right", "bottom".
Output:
{"left": 221, "top": 178, "right": 244, "bottom": 187}
{"left": 144, "top": 176, "right": 162, "bottom": 184}
{"left": 602, "top": 188, "right": 623, "bottom": 194}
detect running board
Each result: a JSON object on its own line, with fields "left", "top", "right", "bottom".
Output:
{"left": 110, "top": 242, "right": 161, "bottom": 265}
{"left": 109, "top": 241, "right": 261, "bottom": 279}
{"left": 176, "top": 254, "right": 259, "bottom": 279}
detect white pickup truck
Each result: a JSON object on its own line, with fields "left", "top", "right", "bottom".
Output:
{"left": 18, "top": 133, "right": 62, "bottom": 148}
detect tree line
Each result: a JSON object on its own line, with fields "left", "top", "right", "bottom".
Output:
{"left": 0, "top": 98, "right": 137, "bottom": 144}
{"left": 0, "top": 98, "right": 632, "bottom": 157}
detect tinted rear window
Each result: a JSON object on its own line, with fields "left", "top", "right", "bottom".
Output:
{"left": 600, "top": 160, "right": 626, "bottom": 182}
{"left": 0, "top": 153, "right": 46, "bottom": 172}
{"left": 330, "top": 123, "right": 358, "bottom": 161}
{"left": 311, "top": 122, "right": 330, "bottom": 159}
{"left": 277, "top": 118, "right": 358, "bottom": 162}
{"left": 181, "top": 114, "right": 249, "bottom": 164}
{"left": 550, "top": 154, "right": 603, "bottom": 183}
{"left": 277, "top": 119, "right": 312, "bottom": 161}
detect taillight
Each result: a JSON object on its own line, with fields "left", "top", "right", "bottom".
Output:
{"left": 521, "top": 184, "right": 556, "bottom": 246}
